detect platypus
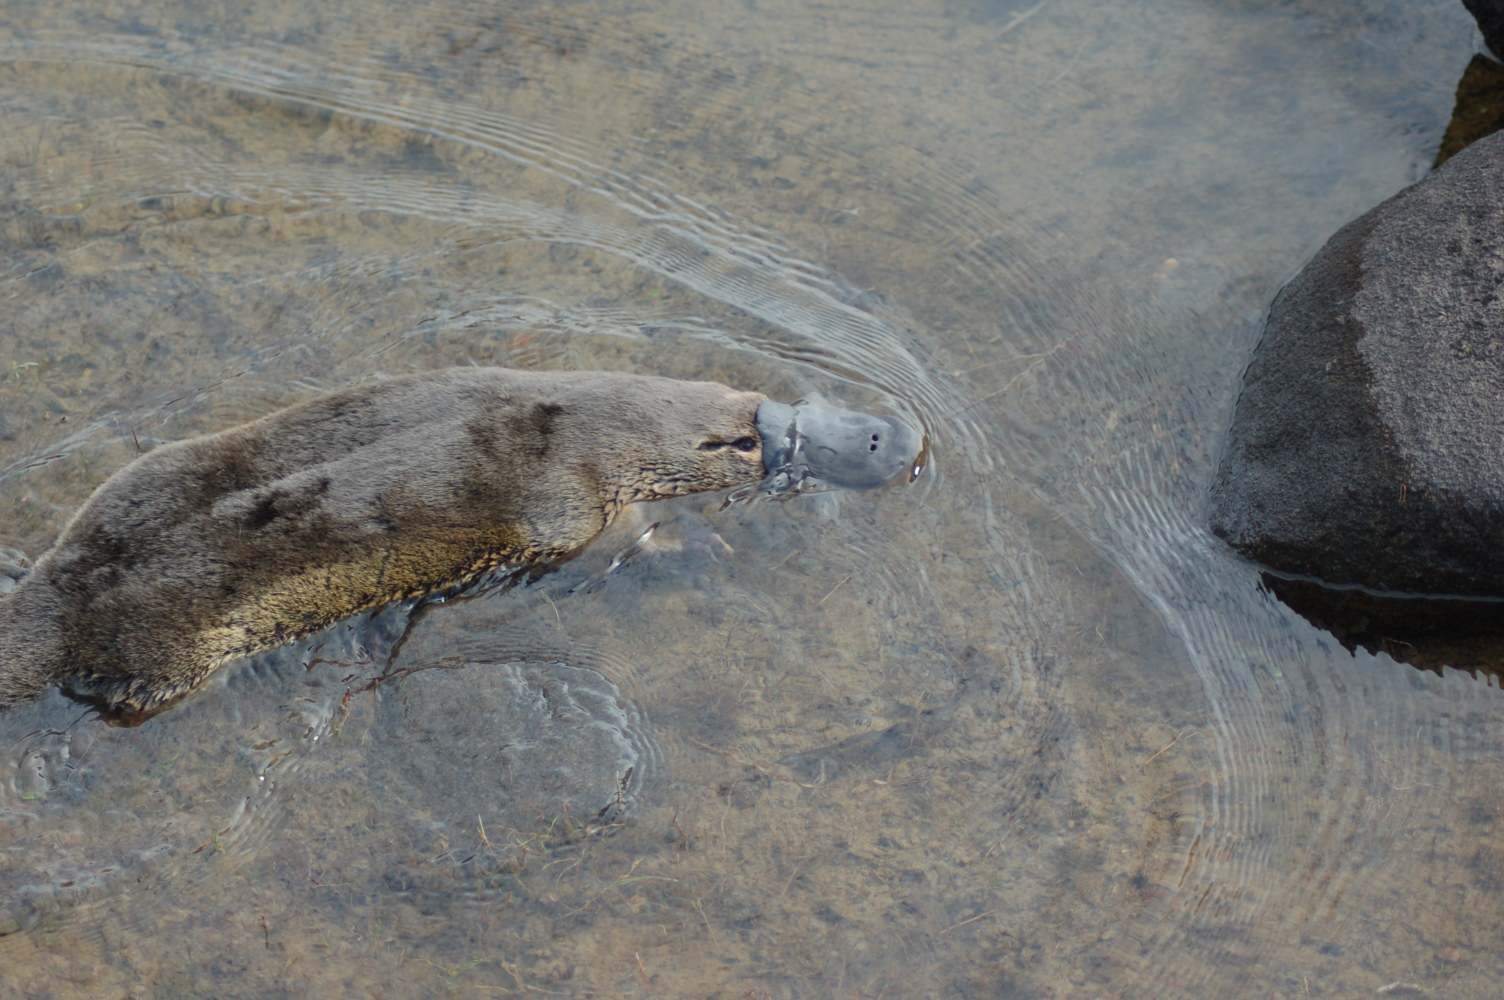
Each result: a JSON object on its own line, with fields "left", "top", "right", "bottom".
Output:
{"left": 0, "top": 367, "right": 919, "bottom": 713}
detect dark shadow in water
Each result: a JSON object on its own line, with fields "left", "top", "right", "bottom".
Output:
{"left": 1261, "top": 571, "right": 1504, "bottom": 677}
{"left": 778, "top": 703, "right": 955, "bottom": 785}
{"left": 1435, "top": 52, "right": 1504, "bottom": 166}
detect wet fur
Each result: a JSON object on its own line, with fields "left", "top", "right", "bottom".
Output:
{"left": 0, "top": 368, "right": 766, "bottom": 712}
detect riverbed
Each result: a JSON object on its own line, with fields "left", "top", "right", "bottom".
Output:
{"left": 1, "top": 0, "right": 1498, "bottom": 995}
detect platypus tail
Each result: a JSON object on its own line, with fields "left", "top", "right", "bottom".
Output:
{"left": 0, "top": 550, "right": 65, "bottom": 709}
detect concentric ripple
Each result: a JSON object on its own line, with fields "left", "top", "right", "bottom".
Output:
{"left": 0, "top": 601, "right": 412, "bottom": 946}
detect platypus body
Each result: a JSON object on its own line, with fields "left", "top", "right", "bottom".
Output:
{"left": 0, "top": 367, "right": 918, "bottom": 714}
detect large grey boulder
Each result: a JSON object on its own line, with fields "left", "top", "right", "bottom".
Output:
{"left": 1211, "top": 130, "right": 1504, "bottom": 598}
{"left": 1463, "top": 0, "right": 1504, "bottom": 57}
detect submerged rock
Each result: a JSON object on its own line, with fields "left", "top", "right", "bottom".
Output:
{"left": 371, "top": 657, "right": 659, "bottom": 829}
{"left": 1210, "top": 131, "right": 1504, "bottom": 599}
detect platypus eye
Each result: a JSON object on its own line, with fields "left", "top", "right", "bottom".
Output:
{"left": 699, "top": 437, "right": 760, "bottom": 452}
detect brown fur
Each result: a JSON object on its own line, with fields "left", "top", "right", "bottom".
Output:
{"left": 0, "top": 368, "right": 766, "bottom": 712}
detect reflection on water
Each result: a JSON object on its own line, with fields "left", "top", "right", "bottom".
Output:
{"left": 1261, "top": 572, "right": 1504, "bottom": 678}
{"left": 2, "top": 0, "right": 1502, "bottom": 995}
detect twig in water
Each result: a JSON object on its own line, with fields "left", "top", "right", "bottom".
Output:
{"left": 941, "top": 910, "right": 996, "bottom": 934}
{"left": 817, "top": 574, "right": 852, "bottom": 606}
{"left": 1143, "top": 730, "right": 1187, "bottom": 767}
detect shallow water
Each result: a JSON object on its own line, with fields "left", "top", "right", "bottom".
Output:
{"left": 1, "top": 0, "right": 1500, "bottom": 995}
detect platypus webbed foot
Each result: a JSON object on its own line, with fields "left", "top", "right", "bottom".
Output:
{"left": 62, "top": 670, "right": 203, "bottom": 725}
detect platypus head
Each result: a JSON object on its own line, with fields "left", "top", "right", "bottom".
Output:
{"left": 572, "top": 374, "right": 768, "bottom": 503}
{"left": 565, "top": 372, "right": 922, "bottom": 508}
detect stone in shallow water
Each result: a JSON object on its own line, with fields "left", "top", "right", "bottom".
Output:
{"left": 372, "top": 658, "right": 658, "bottom": 834}
{"left": 1211, "top": 131, "right": 1504, "bottom": 599}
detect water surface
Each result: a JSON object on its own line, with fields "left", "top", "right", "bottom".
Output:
{"left": 2, "top": 0, "right": 1501, "bottom": 995}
